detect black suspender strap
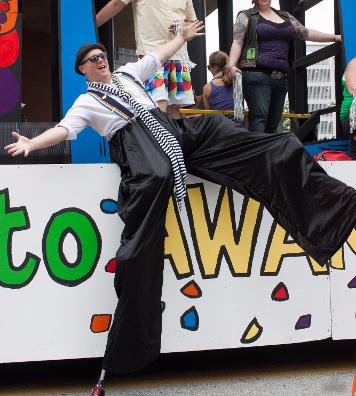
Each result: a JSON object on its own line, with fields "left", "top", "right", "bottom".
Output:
{"left": 86, "top": 89, "right": 135, "bottom": 121}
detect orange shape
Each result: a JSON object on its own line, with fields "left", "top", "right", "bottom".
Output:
{"left": 0, "top": 0, "right": 18, "bottom": 35}
{"left": 180, "top": 280, "right": 202, "bottom": 298}
{"left": 90, "top": 314, "right": 112, "bottom": 333}
{"left": 0, "top": 29, "right": 19, "bottom": 68}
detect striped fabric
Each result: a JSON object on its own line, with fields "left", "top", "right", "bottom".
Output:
{"left": 233, "top": 74, "right": 244, "bottom": 123}
{"left": 87, "top": 74, "right": 187, "bottom": 211}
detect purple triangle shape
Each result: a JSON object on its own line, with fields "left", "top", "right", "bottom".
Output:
{"left": 295, "top": 314, "right": 311, "bottom": 330}
{"left": 347, "top": 276, "right": 356, "bottom": 288}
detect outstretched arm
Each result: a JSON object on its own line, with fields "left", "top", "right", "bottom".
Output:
{"left": 96, "top": 0, "right": 127, "bottom": 27}
{"left": 288, "top": 13, "right": 341, "bottom": 42}
{"left": 5, "top": 126, "right": 68, "bottom": 157}
{"left": 153, "top": 20, "right": 204, "bottom": 62}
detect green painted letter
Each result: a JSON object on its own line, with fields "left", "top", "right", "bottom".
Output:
{"left": 0, "top": 189, "right": 40, "bottom": 288}
{"left": 43, "top": 208, "right": 102, "bottom": 286}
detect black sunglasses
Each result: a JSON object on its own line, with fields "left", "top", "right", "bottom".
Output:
{"left": 81, "top": 52, "right": 108, "bottom": 65}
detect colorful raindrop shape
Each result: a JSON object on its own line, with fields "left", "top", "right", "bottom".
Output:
{"left": 240, "top": 317, "right": 263, "bottom": 344}
{"left": 295, "top": 314, "right": 311, "bottom": 330}
{"left": 180, "top": 280, "right": 202, "bottom": 298}
{"left": 0, "top": 0, "right": 18, "bottom": 35}
{"left": 100, "top": 199, "right": 118, "bottom": 214}
{"left": 347, "top": 276, "right": 356, "bottom": 289}
{"left": 161, "top": 301, "right": 166, "bottom": 312}
{"left": 105, "top": 258, "right": 117, "bottom": 273}
{"left": 0, "top": 29, "right": 19, "bottom": 68}
{"left": 271, "top": 282, "right": 289, "bottom": 301}
{"left": 180, "top": 306, "right": 199, "bottom": 331}
{"left": 0, "top": 69, "right": 20, "bottom": 117}
{"left": 0, "top": 2, "right": 10, "bottom": 12}
{"left": 0, "top": 13, "right": 7, "bottom": 24}
{"left": 90, "top": 314, "right": 112, "bottom": 333}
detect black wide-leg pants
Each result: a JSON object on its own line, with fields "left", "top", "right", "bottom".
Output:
{"left": 103, "top": 108, "right": 356, "bottom": 374}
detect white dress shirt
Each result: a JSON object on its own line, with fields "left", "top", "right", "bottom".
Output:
{"left": 58, "top": 52, "right": 161, "bottom": 141}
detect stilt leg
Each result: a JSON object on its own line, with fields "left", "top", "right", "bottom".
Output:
{"left": 90, "top": 369, "right": 106, "bottom": 396}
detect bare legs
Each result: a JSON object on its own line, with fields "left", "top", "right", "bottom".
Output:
{"left": 167, "top": 104, "right": 182, "bottom": 119}
{"left": 155, "top": 100, "right": 182, "bottom": 119}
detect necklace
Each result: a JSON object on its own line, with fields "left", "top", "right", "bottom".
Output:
{"left": 213, "top": 71, "right": 224, "bottom": 80}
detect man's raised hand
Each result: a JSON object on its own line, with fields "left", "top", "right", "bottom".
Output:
{"left": 4, "top": 132, "right": 32, "bottom": 157}
{"left": 181, "top": 20, "right": 205, "bottom": 42}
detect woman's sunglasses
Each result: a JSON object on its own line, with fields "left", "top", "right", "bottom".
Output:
{"left": 81, "top": 52, "right": 108, "bottom": 65}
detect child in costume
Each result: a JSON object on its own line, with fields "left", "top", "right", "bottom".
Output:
{"left": 96, "top": 0, "right": 197, "bottom": 118}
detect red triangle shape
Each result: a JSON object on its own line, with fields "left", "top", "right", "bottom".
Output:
{"left": 105, "top": 258, "right": 117, "bottom": 273}
{"left": 274, "top": 287, "right": 287, "bottom": 300}
{"left": 271, "top": 282, "right": 289, "bottom": 301}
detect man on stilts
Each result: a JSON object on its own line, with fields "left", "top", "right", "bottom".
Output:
{"left": 5, "top": 21, "right": 356, "bottom": 396}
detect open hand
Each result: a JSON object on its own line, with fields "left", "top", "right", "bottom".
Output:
{"left": 4, "top": 131, "right": 32, "bottom": 157}
{"left": 225, "top": 65, "right": 241, "bottom": 78}
{"left": 180, "top": 20, "right": 205, "bottom": 42}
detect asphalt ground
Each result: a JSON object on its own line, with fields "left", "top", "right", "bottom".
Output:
{"left": 0, "top": 339, "right": 355, "bottom": 396}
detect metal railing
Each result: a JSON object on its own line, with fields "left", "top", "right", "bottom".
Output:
{"left": 179, "top": 108, "right": 339, "bottom": 142}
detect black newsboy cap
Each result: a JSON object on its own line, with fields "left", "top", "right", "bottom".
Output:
{"left": 75, "top": 43, "right": 107, "bottom": 75}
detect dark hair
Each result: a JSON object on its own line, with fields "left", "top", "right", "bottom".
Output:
{"left": 208, "top": 51, "right": 231, "bottom": 86}
{"left": 75, "top": 43, "right": 107, "bottom": 75}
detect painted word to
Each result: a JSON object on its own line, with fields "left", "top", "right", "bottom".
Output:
{"left": 0, "top": 189, "right": 101, "bottom": 289}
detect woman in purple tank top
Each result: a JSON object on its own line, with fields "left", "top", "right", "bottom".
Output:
{"left": 226, "top": 0, "right": 341, "bottom": 134}
{"left": 203, "top": 51, "right": 234, "bottom": 112}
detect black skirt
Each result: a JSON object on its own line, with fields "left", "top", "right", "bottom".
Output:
{"left": 102, "top": 108, "right": 356, "bottom": 374}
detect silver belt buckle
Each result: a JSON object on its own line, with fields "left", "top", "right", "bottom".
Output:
{"left": 271, "top": 70, "right": 285, "bottom": 80}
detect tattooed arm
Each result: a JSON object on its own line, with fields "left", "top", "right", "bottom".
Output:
{"left": 226, "top": 12, "right": 248, "bottom": 77}
{"left": 233, "top": 11, "right": 249, "bottom": 42}
{"left": 288, "top": 13, "right": 341, "bottom": 42}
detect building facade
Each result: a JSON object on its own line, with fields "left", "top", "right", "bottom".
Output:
{"left": 306, "top": 43, "right": 336, "bottom": 140}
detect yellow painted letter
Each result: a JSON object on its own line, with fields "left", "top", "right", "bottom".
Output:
{"left": 165, "top": 197, "right": 193, "bottom": 278}
{"left": 186, "top": 185, "right": 261, "bottom": 278}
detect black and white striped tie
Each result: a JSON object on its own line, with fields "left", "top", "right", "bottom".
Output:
{"left": 87, "top": 75, "right": 187, "bottom": 211}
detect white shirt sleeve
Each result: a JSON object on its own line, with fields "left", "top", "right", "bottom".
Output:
{"left": 56, "top": 95, "right": 91, "bottom": 140}
{"left": 118, "top": 52, "right": 161, "bottom": 83}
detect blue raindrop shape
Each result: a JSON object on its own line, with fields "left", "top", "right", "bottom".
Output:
{"left": 180, "top": 306, "right": 199, "bottom": 331}
{"left": 100, "top": 199, "right": 118, "bottom": 214}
